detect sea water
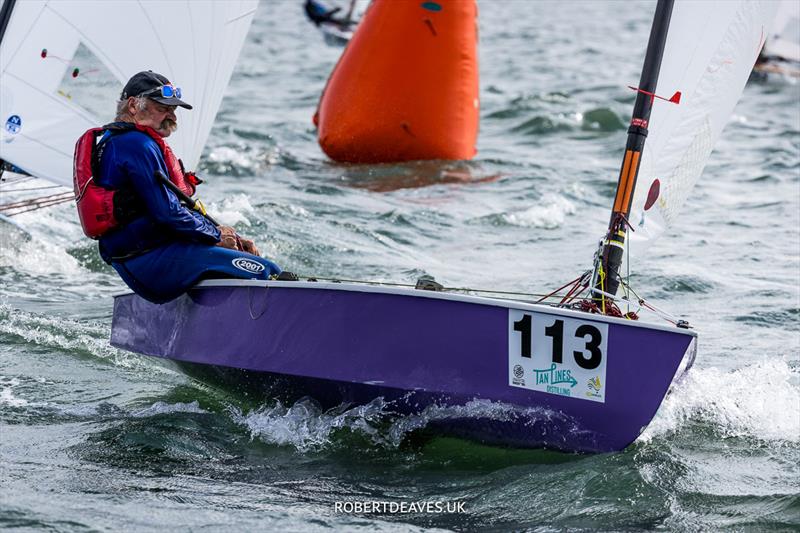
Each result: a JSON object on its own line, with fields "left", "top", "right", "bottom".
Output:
{"left": 1, "top": 1, "right": 798, "bottom": 530}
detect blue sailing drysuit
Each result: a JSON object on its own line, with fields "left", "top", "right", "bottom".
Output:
{"left": 96, "top": 125, "right": 280, "bottom": 303}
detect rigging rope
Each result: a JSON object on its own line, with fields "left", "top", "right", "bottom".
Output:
{"left": 0, "top": 174, "right": 36, "bottom": 186}
{"left": 296, "top": 270, "right": 674, "bottom": 327}
{"left": 617, "top": 278, "right": 683, "bottom": 325}
{"left": 535, "top": 272, "right": 587, "bottom": 304}
{"left": 0, "top": 184, "right": 63, "bottom": 193}
{"left": 0, "top": 191, "right": 74, "bottom": 216}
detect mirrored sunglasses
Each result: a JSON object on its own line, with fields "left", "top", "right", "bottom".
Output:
{"left": 140, "top": 84, "right": 182, "bottom": 99}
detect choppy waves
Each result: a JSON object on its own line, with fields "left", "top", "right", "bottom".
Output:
{"left": 642, "top": 358, "right": 800, "bottom": 444}
{"left": 1, "top": 1, "right": 798, "bottom": 530}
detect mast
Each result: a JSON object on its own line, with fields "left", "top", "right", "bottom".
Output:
{"left": 343, "top": 0, "right": 357, "bottom": 24}
{"left": 593, "top": 0, "right": 675, "bottom": 305}
{"left": 0, "top": 0, "right": 16, "bottom": 46}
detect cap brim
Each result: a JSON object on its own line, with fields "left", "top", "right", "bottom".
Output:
{"left": 150, "top": 96, "right": 193, "bottom": 110}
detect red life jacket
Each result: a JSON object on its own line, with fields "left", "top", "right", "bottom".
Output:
{"left": 73, "top": 123, "right": 201, "bottom": 239}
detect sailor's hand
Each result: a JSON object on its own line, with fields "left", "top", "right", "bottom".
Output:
{"left": 217, "top": 225, "right": 239, "bottom": 250}
{"left": 240, "top": 238, "right": 260, "bottom": 257}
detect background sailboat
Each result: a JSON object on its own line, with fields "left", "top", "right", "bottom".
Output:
{"left": 753, "top": 0, "right": 800, "bottom": 78}
{"left": 303, "top": 0, "right": 361, "bottom": 46}
{"left": 0, "top": 0, "right": 258, "bottom": 221}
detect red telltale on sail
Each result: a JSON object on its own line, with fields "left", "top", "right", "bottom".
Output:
{"left": 627, "top": 85, "right": 682, "bottom": 105}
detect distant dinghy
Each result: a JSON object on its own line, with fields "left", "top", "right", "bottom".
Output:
{"left": 314, "top": 0, "right": 479, "bottom": 163}
{"left": 303, "top": 0, "right": 358, "bottom": 46}
{"left": 753, "top": 0, "right": 800, "bottom": 78}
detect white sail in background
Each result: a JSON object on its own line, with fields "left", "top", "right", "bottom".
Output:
{"left": 763, "top": 0, "right": 800, "bottom": 62}
{"left": 0, "top": 0, "right": 258, "bottom": 188}
{"left": 629, "top": 0, "right": 778, "bottom": 245}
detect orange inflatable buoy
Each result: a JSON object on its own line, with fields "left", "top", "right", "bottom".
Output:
{"left": 315, "top": 0, "right": 479, "bottom": 163}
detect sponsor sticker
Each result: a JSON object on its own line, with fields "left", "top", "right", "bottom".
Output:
{"left": 232, "top": 257, "right": 265, "bottom": 274}
{"left": 508, "top": 310, "right": 609, "bottom": 403}
{"left": 5, "top": 115, "right": 22, "bottom": 135}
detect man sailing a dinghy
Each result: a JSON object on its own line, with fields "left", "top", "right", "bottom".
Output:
{"left": 74, "top": 71, "right": 281, "bottom": 303}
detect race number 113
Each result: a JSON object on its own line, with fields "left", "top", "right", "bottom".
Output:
{"left": 507, "top": 310, "right": 609, "bottom": 403}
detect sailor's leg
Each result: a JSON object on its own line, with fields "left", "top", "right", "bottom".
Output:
{"left": 112, "top": 242, "right": 281, "bottom": 303}
{"left": 188, "top": 245, "right": 282, "bottom": 281}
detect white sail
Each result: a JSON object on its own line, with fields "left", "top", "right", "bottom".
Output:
{"left": 629, "top": 0, "right": 778, "bottom": 244}
{"left": 0, "top": 0, "right": 258, "bottom": 189}
{"left": 763, "top": 0, "right": 800, "bottom": 62}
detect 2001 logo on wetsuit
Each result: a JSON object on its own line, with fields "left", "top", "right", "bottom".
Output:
{"left": 232, "top": 257, "right": 265, "bottom": 274}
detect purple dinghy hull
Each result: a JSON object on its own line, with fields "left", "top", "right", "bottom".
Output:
{"left": 111, "top": 280, "right": 696, "bottom": 453}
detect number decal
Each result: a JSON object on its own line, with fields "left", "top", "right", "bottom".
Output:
{"left": 544, "top": 319, "right": 564, "bottom": 363}
{"left": 573, "top": 324, "right": 602, "bottom": 370}
{"left": 508, "top": 310, "right": 609, "bottom": 403}
{"left": 513, "top": 314, "right": 531, "bottom": 358}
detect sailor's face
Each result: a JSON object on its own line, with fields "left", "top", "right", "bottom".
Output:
{"left": 137, "top": 100, "right": 178, "bottom": 137}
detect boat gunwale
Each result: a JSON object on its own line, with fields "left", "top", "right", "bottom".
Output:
{"left": 113, "top": 279, "right": 698, "bottom": 338}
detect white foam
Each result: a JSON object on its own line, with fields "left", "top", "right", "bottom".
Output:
{"left": 3, "top": 191, "right": 85, "bottom": 245}
{"left": 730, "top": 113, "right": 748, "bottom": 125}
{"left": 0, "top": 377, "right": 27, "bottom": 407}
{"left": 206, "top": 145, "right": 281, "bottom": 170}
{"left": 207, "top": 146, "right": 257, "bottom": 170}
{"left": 0, "top": 376, "right": 52, "bottom": 409}
{"left": 0, "top": 237, "right": 83, "bottom": 277}
{"left": 209, "top": 194, "right": 255, "bottom": 227}
{"left": 503, "top": 195, "right": 576, "bottom": 229}
{"left": 233, "top": 395, "right": 570, "bottom": 452}
{"left": 641, "top": 358, "right": 800, "bottom": 443}
{"left": 284, "top": 204, "right": 311, "bottom": 218}
{"left": 232, "top": 397, "right": 389, "bottom": 452}
{"left": 130, "top": 400, "right": 207, "bottom": 418}
{"left": 0, "top": 388, "right": 28, "bottom": 407}
{"left": 0, "top": 303, "right": 153, "bottom": 370}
